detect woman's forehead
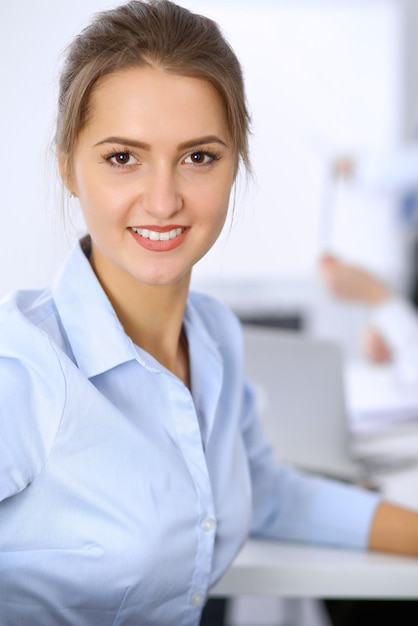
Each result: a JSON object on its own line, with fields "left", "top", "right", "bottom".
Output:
{"left": 85, "top": 67, "right": 231, "bottom": 141}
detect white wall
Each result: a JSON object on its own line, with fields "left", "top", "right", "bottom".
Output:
{"left": 0, "top": 0, "right": 116, "bottom": 295}
{"left": 0, "top": 0, "right": 408, "bottom": 298}
{"left": 187, "top": 0, "right": 405, "bottom": 288}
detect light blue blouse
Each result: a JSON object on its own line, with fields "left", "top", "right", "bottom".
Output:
{"left": 0, "top": 241, "right": 380, "bottom": 625}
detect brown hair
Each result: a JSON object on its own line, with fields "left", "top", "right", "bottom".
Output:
{"left": 56, "top": 0, "right": 251, "bottom": 177}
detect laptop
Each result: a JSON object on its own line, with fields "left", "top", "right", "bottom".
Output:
{"left": 242, "top": 324, "right": 363, "bottom": 482}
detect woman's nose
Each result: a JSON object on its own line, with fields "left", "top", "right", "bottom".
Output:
{"left": 141, "top": 165, "right": 183, "bottom": 219}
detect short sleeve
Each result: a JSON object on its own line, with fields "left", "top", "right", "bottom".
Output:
{"left": 0, "top": 306, "right": 65, "bottom": 501}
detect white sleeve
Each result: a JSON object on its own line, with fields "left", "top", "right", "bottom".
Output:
{"left": 371, "top": 296, "right": 418, "bottom": 384}
{"left": 356, "top": 144, "right": 418, "bottom": 194}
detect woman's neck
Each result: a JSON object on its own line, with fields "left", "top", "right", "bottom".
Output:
{"left": 88, "top": 247, "right": 191, "bottom": 386}
{"left": 115, "top": 286, "right": 191, "bottom": 388}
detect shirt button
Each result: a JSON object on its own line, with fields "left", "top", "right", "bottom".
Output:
{"left": 201, "top": 517, "right": 216, "bottom": 532}
{"left": 190, "top": 591, "right": 205, "bottom": 607}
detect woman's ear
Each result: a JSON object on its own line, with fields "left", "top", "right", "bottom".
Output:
{"left": 57, "top": 150, "right": 77, "bottom": 197}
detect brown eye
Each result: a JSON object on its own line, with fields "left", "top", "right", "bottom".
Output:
{"left": 190, "top": 151, "right": 206, "bottom": 164}
{"left": 106, "top": 151, "right": 137, "bottom": 167}
{"left": 184, "top": 151, "right": 218, "bottom": 166}
{"left": 113, "top": 152, "right": 131, "bottom": 164}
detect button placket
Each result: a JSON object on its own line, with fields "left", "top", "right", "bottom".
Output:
{"left": 190, "top": 591, "right": 205, "bottom": 607}
{"left": 200, "top": 517, "right": 216, "bottom": 533}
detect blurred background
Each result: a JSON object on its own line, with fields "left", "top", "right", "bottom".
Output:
{"left": 2, "top": 0, "right": 418, "bottom": 354}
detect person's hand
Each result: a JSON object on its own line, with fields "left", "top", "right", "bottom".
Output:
{"left": 362, "top": 326, "right": 392, "bottom": 364}
{"left": 330, "top": 155, "right": 356, "bottom": 180}
{"left": 369, "top": 501, "right": 418, "bottom": 558}
{"left": 318, "top": 254, "right": 391, "bottom": 306}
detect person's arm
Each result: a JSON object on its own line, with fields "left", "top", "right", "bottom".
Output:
{"left": 318, "top": 254, "right": 408, "bottom": 365}
{"left": 371, "top": 296, "right": 418, "bottom": 383}
{"left": 318, "top": 253, "right": 418, "bottom": 382}
{"left": 240, "top": 381, "right": 383, "bottom": 550}
{"left": 241, "top": 379, "right": 418, "bottom": 558}
{"left": 331, "top": 146, "right": 418, "bottom": 195}
{"left": 369, "top": 501, "right": 418, "bottom": 557}
{"left": 0, "top": 305, "right": 65, "bottom": 501}
{"left": 318, "top": 254, "right": 391, "bottom": 306}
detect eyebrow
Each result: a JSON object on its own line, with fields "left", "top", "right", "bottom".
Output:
{"left": 94, "top": 135, "right": 228, "bottom": 150}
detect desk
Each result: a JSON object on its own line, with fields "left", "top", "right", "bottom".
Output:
{"left": 211, "top": 539, "right": 418, "bottom": 598}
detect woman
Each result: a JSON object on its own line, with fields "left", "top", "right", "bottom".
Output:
{"left": 0, "top": 2, "right": 417, "bottom": 625}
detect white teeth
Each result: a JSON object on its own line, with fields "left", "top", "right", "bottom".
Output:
{"left": 131, "top": 227, "right": 184, "bottom": 240}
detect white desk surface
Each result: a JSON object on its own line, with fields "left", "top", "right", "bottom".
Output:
{"left": 211, "top": 539, "right": 418, "bottom": 598}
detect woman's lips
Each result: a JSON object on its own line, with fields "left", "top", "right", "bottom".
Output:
{"left": 129, "top": 226, "right": 189, "bottom": 251}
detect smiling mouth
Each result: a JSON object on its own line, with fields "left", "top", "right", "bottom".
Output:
{"left": 130, "top": 227, "right": 185, "bottom": 241}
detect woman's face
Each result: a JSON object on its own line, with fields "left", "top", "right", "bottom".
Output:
{"left": 66, "top": 66, "right": 235, "bottom": 290}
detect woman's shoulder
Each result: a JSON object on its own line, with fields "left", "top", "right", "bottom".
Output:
{"left": 0, "top": 299, "right": 67, "bottom": 500}
{"left": 0, "top": 290, "right": 59, "bottom": 355}
{"left": 188, "top": 290, "right": 242, "bottom": 336}
{"left": 0, "top": 297, "right": 67, "bottom": 413}
{"left": 187, "top": 290, "right": 245, "bottom": 367}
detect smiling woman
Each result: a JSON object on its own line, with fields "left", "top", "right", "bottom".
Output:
{"left": 0, "top": 2, "right": 418, "bottom": 626}
{"left": 61, "top": 67, "right": 235, "bottom": 303}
